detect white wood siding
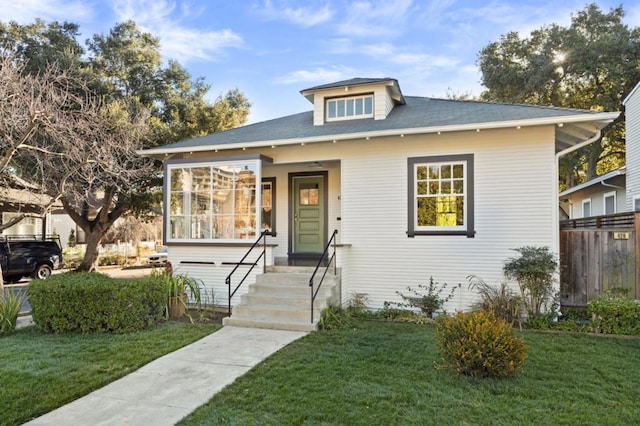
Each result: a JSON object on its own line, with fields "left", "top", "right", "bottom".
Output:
{"left": 167, "top": 245, "right": 276, "bottom": 307}
{"left": 563, "top": 183, "right": 626, "bottom": 218}
{"left": 337, "top": 127, "right": 556, "bottom": 311}
{"left": 173, "top": 125, "right": 557, "bottom": 311}
{"left": 626, "top": 88, "right": 640, "bottom": 210}
{"left": 373, "top": 86, "right": 393, "bottom": 120}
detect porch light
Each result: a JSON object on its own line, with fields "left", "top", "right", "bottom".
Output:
{"left": 309, "top": 161, "right": 323, "bottom": 168}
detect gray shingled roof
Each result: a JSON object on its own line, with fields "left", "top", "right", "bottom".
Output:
{"left": 155, "top": 96, "right": 609, "bottom": 152}
{"left": 301, "top": 77, "right": 396, "bottom": 92}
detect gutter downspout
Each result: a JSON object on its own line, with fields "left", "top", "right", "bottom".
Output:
{"left": 601, "top": 181, "right": 624, "bottom": 190}
{"left": 553, "top": 129, "right": 602, "bottom": 281}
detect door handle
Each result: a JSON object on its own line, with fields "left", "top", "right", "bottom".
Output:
{"left": 294, "top": 213, "right": 298, "bottom": 222}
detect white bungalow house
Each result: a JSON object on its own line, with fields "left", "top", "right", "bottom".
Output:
{"left": 140, "top": 77, "right": 618, "bottom": 330}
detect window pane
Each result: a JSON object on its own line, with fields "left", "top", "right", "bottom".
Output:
{"left": 170, "top": 168, "right": 190, "bottom": 191}
{"left": 605, "top": 196, "right": 615, "bottom": 215}
{"left": 364, "top": 96, "right": 373, "bottom": 114}
{"left": 453, "top": 164, "right": 464, "bottom": 178}
{"left": 417, "top": 197, "right": 436, "bottom": 226}
{"left": 416, "top": 166, "right": 427, "bottom": 180}
{"left": 170, "top": 216, "right": 187, "bottom": 239}
{"left": 328, "top": 101, "right": 336, "bottom": 118}
{"left": 456, "top": 197, "right": 464, "bottom": 226}
{"left": 441, "top": 181, "right": 452, "bottom": 194}
{"left": 355, "top": 98, "right": 363, "bottom": 115}
{"left": 441, "top": 165, "right": 451, "bottom": 179}
{"left": 261, "top": 181, "right": 273, "bottom": 231}
{"left": 337, "top": 100, "right": 345, "bottom": 117}
{"left": 453, "top": 180, "right": 464, "bottom": 194}
{"left": 428, "top": 182, "right": 438, "bottom": 195}
{"left": 429, "top": 165, "right": 439, "bottom": 179}
{"left": 417, "top": 181, "right": 428, "bottom": 195}
{"left": 346, "top": 99, "right": 354, "bottom": 116}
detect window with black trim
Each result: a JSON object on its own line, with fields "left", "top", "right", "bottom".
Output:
{"left": 167, "top": 160, "right": 261, "bottom": 241}
{"left": 408, "top": 154, "right": 474, "bottom": 237}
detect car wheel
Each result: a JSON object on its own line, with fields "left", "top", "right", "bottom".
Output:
{"left": 33, "top": 264, "right": 53, "bottom": 279}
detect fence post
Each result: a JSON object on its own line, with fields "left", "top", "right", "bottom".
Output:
{"left": 635, "top": 213, "right": 640, "bottom": 300}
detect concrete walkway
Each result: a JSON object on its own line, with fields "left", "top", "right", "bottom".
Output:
{"left": 24, "top": 326, "right": 308, "bottom": 425}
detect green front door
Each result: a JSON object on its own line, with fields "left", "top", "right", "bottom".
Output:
{"left": 292, "top": 175, "right": 325, "bottom": 254}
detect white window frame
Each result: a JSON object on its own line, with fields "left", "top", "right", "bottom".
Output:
{"left": 581, "top": 198, "right": 592, "bottom": 218}
{"left": 326, "top": 94, "right": 374, "bottom": 122}
{"left": 165, "top": 158, "right": 262, "bottom": 243}
{"left": 603, "top": 191, "right": 616, "bottom": 215}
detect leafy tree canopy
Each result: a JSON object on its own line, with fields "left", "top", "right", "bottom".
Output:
{"left": 0, "top": 19, "right": 251, "bottom": 270}
{"left": 477, "top": 3, "right": 640, "bottom": 188}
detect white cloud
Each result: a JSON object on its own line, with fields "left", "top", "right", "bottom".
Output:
{"left": 112, "top": 0, "right": 243, "bottom": 63}
{"left": 272, "top": 65, "right": 359, "bottom": 85}
{"left": 360, "top": 42, "right": 459, "bottom": 72}
{"left": 1, "top": 0, "right": 94, "bottom": 23}
{"left": 337, "top": 0, "right": 416, "bottom": 37}
{"left": 256, "top": 0, "right": 334, "bottom": 27}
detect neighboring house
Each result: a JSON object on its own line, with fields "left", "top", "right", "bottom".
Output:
{"left": 624, "top": 81, "right": 640, "bottom": 211}
{"left": 139, "top": 77, "right": 618, "bottom": 313}
{"left": 559, "top": 78, "right": 640, "bottom": 220}
{"left": 0, "top": 184, "right": 54, "bottom": 239}
{"left": 559, "top": 167, "right": 626, "bottom": 219}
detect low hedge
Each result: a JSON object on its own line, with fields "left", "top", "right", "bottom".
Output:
{"left": 588, "top": 296, "right": 640, "bottom": 335}
{"left": 28, "top": 272, "right": 165, "bottom": 334}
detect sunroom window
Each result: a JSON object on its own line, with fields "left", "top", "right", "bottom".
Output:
{"left": 326, "top": 94, "right": 373, "bottom": 121}
{"left": 167, "top": 160, "right": 262, "bottom": 242}
{"left": 407, "top": 154, "right": 474, "bottom": 237}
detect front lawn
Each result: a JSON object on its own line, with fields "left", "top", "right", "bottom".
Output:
{"left": 181, "top": 321, "right": 640, "bottom": 425}
{"left": 0, "top": 322, "right": 219, "bottom": 425}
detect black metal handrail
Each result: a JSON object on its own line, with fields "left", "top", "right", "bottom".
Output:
{"left": 309, "top": 229, "right": 338, "bottom": 323}
{"left": 226, "top": 230, "right": 272, "bottom": 316}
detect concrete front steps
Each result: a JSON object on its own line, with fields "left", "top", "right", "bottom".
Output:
{"left": 222, "top": 266, "right": 340, "bottom": 332}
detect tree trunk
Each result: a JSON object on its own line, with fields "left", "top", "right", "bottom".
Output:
{"left": 586, "top": 140, "right": 603, "bottom": 180}
{"left": 76, "top": 227, "right": 104, "bottom": 272}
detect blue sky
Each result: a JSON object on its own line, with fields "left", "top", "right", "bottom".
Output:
{"left": 4, "top": 0, "right": 639, "bottom": 124}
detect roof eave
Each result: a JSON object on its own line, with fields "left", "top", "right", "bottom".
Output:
{"left": 558, "top": 166, "right": 626, "bottom": 197}
{"left": 138, "top": 111, "right": 620, "bottom": 158}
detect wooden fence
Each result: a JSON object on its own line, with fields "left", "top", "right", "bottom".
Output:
{"left": 559, "top": 212, "right": 640, "bottom": 306}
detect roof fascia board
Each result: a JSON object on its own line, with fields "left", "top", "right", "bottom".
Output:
{"left": 558, "top": 167, "right": 626, "bottom": 197}
{"left": 138, "top": 112, "right": 619, "bottom": 157}
{"left": 623, "top": 81, "right": 640, "bottom": 105}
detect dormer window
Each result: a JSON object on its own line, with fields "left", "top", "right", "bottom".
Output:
{"left": 326, "top": 94, "right": 373, "bottom": 121}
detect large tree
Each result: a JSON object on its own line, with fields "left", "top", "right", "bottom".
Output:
{"left": 0, "top": 20, "right": 251, "bottom": 270}
{"left": 477, "top": 4, "right": 640, "bottom": 187}
{"left": 0, "top": 54, "right": 95, "bottom": 230}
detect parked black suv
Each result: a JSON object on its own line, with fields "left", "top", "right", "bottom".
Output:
{"left": 0, "top": 236, "right": 63, "bottom": 282}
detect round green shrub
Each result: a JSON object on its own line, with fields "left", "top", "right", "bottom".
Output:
{"left": 435, "top": 310, "right": 527, "bottom": 378}
{"left": 28, "top": 272, "right": 165, "bottom": 334}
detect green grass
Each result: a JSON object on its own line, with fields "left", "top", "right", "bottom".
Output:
{"left": 0, "top": 322, "right": 219, "bottom": 425}
{"left": 180, "top": 321, "right": 640, "bottom": 425}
